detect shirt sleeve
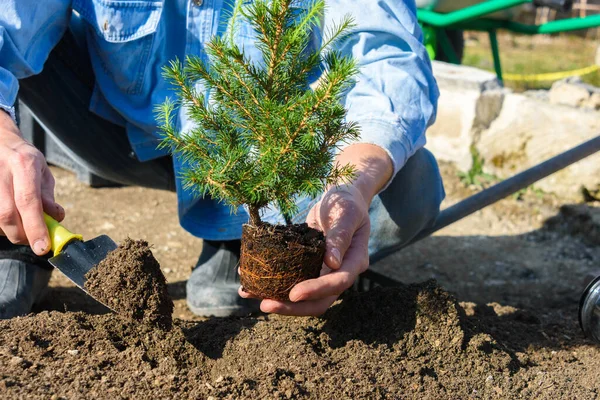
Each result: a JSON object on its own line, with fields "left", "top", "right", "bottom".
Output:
{"left": 0, "top": 1, "right": 72, "bottom": 122}
{"left": 325, "top": 0, "right": 439, "bottom": 190}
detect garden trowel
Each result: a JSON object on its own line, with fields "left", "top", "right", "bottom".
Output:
{"left": 43, "top": 213, "right": 117, "bottom": 297}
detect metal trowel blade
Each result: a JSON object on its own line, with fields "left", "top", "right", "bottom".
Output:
{"left": 48, "top": 235, "right": 117, "bottom": 293}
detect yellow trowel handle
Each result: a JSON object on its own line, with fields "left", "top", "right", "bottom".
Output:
{"left": 43, "top": 213, "right": 83, "bottom": 255}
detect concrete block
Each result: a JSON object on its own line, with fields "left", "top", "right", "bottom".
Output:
{"left": 427, "top": 62, "right": 600, "bottom": 200}
{"left": 476, "top": 92, "right": 600, "bottom": 199}
{"left": 549, "top": 81, "right": 591, "bottom": 108}
{"left": 427, "top": 62, "right": 504, "bottom": 170}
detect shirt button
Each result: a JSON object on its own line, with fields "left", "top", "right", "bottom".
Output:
{"left": 192, "top": 0, "right": 203, "bottom": 5}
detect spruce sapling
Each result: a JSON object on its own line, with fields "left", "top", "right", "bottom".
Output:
{"left": 156, "top": 0, "right": 361, "bottom": 299}
{"left": 157, "top": 0, "right": 360, "bottom": 227}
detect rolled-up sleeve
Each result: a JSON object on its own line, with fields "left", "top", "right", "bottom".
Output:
{"left": 0, "top": 1, "right": 72, "bottom": 121}
{"left": 326, "top": 0, "right": 439, "bottom": 187}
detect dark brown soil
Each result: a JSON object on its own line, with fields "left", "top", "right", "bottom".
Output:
{"left": 2, "top": 280, "right": 598, "bottom": 399}
{"left": 3, "top": 166, "right": 598, "bottom": 398}
{"left": 240, "top": 223, "right": 325, "bottom": 300}
{"left": 84, "top": 239, "right": 173, "bottom": 330}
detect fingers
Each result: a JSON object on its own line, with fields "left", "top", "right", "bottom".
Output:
{"left": 241, "top": 186, "right": 371, "bottom": 317}
{"left": 322, "top": 202, "right": 353, "bottom": 269}
{"left": 238, "top": 232, "right": 366, "bottom": 304}
{"left": 238, "top": 287, "right": 337, "bottom": 317}
{"left": 260, "top": 295, "right": 338, "bottom": 316}
{"left": 1, "top": 118, "right": 59, "bottom": 254}
{"left": 0, "top": 181, "right": 25, "bottom": 244}
{"left": 289, "top": 226, "right": 370, "bottom": 302}
{"left": 323, "top": 210, "right": 363, "bottom": 270}
{"left": 288, "top": 270, "right": 354, "bottom": 302}
{"left": 305, "top": 202, "right": 321, "bottom": 231}
{"left": 41, "top": 167, "right": 64, "bottom": 222}
{"left": 238, "top": 224, "right": 370, "bottom": 317}
{"left": 11, "top": 150, "right": 49, "bottom": 255}
{"left": 238, "top": 286, "right": 260, "bottom": 299}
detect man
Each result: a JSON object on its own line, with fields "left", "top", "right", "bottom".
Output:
{"left": 0, "top": 0, "right": 444, "bottom": 318}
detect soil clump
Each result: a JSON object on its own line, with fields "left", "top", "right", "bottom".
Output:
{"left": 2, "top": 280, "right": 598, "bottom": 399}
{"left": 240, "top": 222, "right": 325, "bottom": 300}
{"left": 84, "top": 239, "right": 173, "bottom": 330}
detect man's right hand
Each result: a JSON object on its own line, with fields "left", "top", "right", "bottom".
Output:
{"left": 0, "top": 110, "right": 64, "bottom": 255}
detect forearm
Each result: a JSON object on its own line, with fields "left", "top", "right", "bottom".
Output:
{"left": 335, "top": 143, "right": 393, "bottom": 203}
{"left": 325, "top": 0, "right": 438, "bottom": 192}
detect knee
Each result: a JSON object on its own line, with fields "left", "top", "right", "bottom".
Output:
{"left": 384, "top": 148, "right": 445, "bottom": 222}
{"left": 368, "top": 149, "right": 445, "bottom": 256}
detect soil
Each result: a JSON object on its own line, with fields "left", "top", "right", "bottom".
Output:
{"left": 0, "top": 163, "right": 599, "bottom": 398}
{"left": 240, "top": 223, "right": 325, "bottom": 300}
{"left": 84, "top": 239, "right": 173, "bottom": 330}
{"left": 2, "top": 280, "right": 596, "bottom": 399}
{"left": 543, "top": 204, "right": 600, "bottom": 247}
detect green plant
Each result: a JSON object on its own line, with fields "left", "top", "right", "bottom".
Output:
{"left": 458, "top": 146, "right": 498, "bottom": 188}
{"left": 511, "top": 184, "right": 546, "bottom": 201}
{"left": 156, "top": 0, "right": 359, "bottom": 226}
{"left": 458, "top": 147, "right": 547, "bottom": 200}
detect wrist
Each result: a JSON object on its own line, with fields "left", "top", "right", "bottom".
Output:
{"left": 334, "top": 143, "right": 393, "bottom": 203}
{"left": 0, "top": 109, "right": 21, "bottom": 139}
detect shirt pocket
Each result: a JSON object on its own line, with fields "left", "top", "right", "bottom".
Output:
{"left": 73, "top": 0, "right": 164, "bottom": 94}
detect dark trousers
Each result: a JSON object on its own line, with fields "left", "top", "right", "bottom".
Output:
{"left": 17, "top": 30, "right": 175, "bottom": 192}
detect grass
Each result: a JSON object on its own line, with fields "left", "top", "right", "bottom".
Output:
{"left": 458, "top": 146, "right": 546, "bottom": 200}
{"left": 457, "top": 147, "right": 498, "bottom": 188}
{"left": 462, "top": 32, "right": 600, "bottom": 91}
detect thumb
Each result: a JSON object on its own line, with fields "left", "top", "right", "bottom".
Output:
{"left": 323, "top": 216, "right": 357, "bottom": 270}
{"left": 318, "top": 186, "right": 366, "bottom": 270}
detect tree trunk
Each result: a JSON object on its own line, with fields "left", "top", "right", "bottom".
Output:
{"left": 248, "top": 205, "right": 262, "bottom": 227}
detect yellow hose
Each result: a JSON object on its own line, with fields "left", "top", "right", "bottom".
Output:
{"left": 499, "top": 64, "right": 599, "bottom": 82}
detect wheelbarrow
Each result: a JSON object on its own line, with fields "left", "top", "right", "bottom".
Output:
{"left": 415, "top": 0, "right": 600, "bottom": 81}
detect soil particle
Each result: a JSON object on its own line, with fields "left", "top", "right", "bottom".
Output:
{"left": 84, "top": 239, "right": 174, "bottom": 330}
{"left": 240, "top": 223, "right": 325, "bottom": 300}
{"left": 2, "top": 280, "right": 598, "bottom": 399}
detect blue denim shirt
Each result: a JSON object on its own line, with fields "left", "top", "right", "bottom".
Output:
{"left": 0, "top": 0, "right": 438, "bottom": 240}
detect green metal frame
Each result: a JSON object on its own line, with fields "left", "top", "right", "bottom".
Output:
{"left": 417, "top": 0, "right": 600, "bottom": 81}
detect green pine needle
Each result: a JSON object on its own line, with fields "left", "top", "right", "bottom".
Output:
{"left": 156, "top": 0, "right": 360, "bottom": 225}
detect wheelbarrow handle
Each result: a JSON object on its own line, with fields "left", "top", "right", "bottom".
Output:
{"left": 533, "top": 0, "right": 573, "bottom": 12}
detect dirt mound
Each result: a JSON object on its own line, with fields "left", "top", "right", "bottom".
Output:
{"left": 1, "top": 281, "right": 598, "bottom": 399}
{"left": 84, "top": 239, "right": 173, "bottom": 329}
{"left": 205, "top": 281, "right": 519, "bottom": 399}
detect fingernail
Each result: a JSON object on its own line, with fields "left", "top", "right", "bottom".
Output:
{"left": 331, "top": 248, "right": 341, "bottom": 265}
{"left": 33, "top": 240, "right": 47, "bottom": 255}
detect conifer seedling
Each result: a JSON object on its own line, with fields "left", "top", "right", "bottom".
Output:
{"left": 157, "top": 0, "right": 360, "bottom": 300}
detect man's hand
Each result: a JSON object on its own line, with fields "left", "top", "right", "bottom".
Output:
{"left": 240, "top": 184, "right": 371, "bottom": 315}
{"left": 239, "top": 143, "right": 393, "bottom": 316}
{"left": 0, "top": 110, "right": 64, "bottom": 255}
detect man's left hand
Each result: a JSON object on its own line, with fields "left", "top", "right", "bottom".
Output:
{"left": 239, "top": 143, "right": 393, "bottom": 316}
{"left": 239, "top": 183, "right": 371, "bottom": 316}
